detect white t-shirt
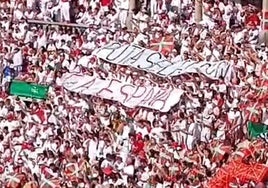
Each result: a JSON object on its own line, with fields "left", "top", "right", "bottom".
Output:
{"left": 37, "top": 34, "right": 47, "bottom": 49}
{"left": 204, "top": 90, "right": 213, "bottom": 99}
{"left": 233, "top": 31, "right": 244, "bottom": 44}
{"left": 12, "top": 50, "right": 23, "bottom": 66}
{"left": 123, "top": 165, "right": 134, "bottom": 176}
{"left": 133, "top": 33, "right": 149, "bottom": 45}
{"left": 13, "top": 9, "right": 24, "bottom": 20}
{"left": 0, "top": 107, "right": 8, "bottom": 118}
{"left": 228, "top": 110, "right": 240, "bottom": 120}
{"left": 135, "top": 126, "right": 149, "bottom": 137}
{"left": 218, "top": 2, "right": 225, "bottom": 12}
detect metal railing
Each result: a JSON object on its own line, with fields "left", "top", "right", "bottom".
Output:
{"left": 27, "top": 19, "right": 89, "bottom": 28}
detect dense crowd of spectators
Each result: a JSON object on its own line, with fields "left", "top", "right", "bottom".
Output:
{"left": 0, "top": 0, "right": 267, "bottom": 187}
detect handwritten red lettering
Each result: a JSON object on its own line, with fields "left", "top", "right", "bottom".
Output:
{"left": 76, "top": 78, "right": 96, "bottom": 92}
{"left": 120, "top": 84, "right": 135, "bottom": 103}
{"left": 125, "top": 86, "right": 147, "bottom": 103}
{"left": 149, "top": 90, "right": 171, "bottom": 110}
{"left": 139, "top": 88, "right": 155, "bottom": 106}
{"left": 63, "top": 74, "right": 182, "bottom": 112}
{"left": 96, "top": 79, "right": 121, "bottom": 98}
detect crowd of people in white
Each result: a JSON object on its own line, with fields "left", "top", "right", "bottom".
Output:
{"left": 0, "top": 0, "right": 267, "bottom": 187}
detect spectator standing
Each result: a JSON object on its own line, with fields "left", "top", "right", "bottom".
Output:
{"left": 60, "top": 0, "right": 70, "bottom": 22}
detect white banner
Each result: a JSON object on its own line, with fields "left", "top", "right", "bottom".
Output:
{"left": 93, "top": 43, "right": 233, "bottom": 80}
{"left": 62, "top": 73, "right": 183, "bottom": 112}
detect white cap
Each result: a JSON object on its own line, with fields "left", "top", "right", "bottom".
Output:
{"left": 140, "top": 173, "right": 149, "bottom": 181}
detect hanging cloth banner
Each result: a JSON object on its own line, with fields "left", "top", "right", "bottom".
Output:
{"left": 62, "top": 73, "right": 183, "bottom": 112}
{"left": 93, "top": 42, "right": 233, "bottom": 80}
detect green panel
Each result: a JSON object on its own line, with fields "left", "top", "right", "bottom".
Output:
{"left": 9, "top": 80, "right": 49, "bottom": 100}
{"left": 248, "top": 121, "right": 268, "bottom": 138}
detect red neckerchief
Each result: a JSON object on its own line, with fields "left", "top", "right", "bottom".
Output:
{"left": 225, "top": 113, "right": 232, "bottom": 126}
{"left": 41, "top": 53, "right": 47, "bottom": 64}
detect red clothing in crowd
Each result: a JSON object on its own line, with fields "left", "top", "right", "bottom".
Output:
{"left": 217, "top": 95, "right": 224, "bottom": 108}
{"left": 246, "top": 14, "right": 260, "bottom": 27}
{"left": 101, "top": 0, "right": 113, "bottom": 6}
{"left": 22, "top": 46, "right": 29, "bottom": 56}
{"left": 0, "top": 43, "right": 3, "bottom": 53}
{"left": 133, "top": 140, "right": 144, "bottom": 153}
{"left": 21, "top": 142, "right": 34, "bottom": 150}
{"left": 40, "top": 166, "right": 50, "bottom": 178}
{"left": 41, "top": 53, "right": 47, "bottom": 64}
{"left": 133, "top": 134, "right": 145, "bottom": 154}
{"left": 70, "top": 49, "right": 82, "bottom": 58}
{"left": 31, "top": 108, "right": 46, "bottom": 123}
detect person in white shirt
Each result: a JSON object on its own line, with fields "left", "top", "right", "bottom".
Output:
{"left": 248, "top": 27, "right": 259, "bottom": 44}
{"left": 122, "top": 158, "right": 134, "bottom": 185}
{"left": 60, "top": 0, "right": 70, "bottom": 22}
{"left": 262, "top": 103, "right": 268, "bottom": 125}
{"left": 76, "top": 9, "right": 91, "bottom": 24}
{"left": 186, "top": 117, "right": 200, "bottom": 150}
{"left": 233, "top": 30, "right": 245, "bottom": 45}
{"left": 237, "top": 11, "right": 246, "bottom": 25}
{"left": 119, "top": 0, "right": 129, "bottom": 28}
{"left": 133, "top": 29, "right": 149, "bottom": 46}
{"left": 37, "top": 67, "right": 46, "bottom": 84}
{"left": 222, "top": 1, "right": 234, "bottom": 29}
{"left": 12, "top": 27, "right": 25, "bottom": 41}
{"left": 37, "top": 30, "right": 47, "bottom": 49}
{"left": 227, "top": 107, "right": 241, "bottom": 125}
{"left": 0, "top": 102, "right": 8, "bottom": 118}
{"left": 150, "top": 0, "right": 159, "bottom": 17}
{"left": 13, "top": 5, "right": 24, "bottom": 21}
{"left": 12, "top": 48, "right": 23, "bottom": 76}
{"left": 81, "top": 38, "right": 96, "bottom": 51}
